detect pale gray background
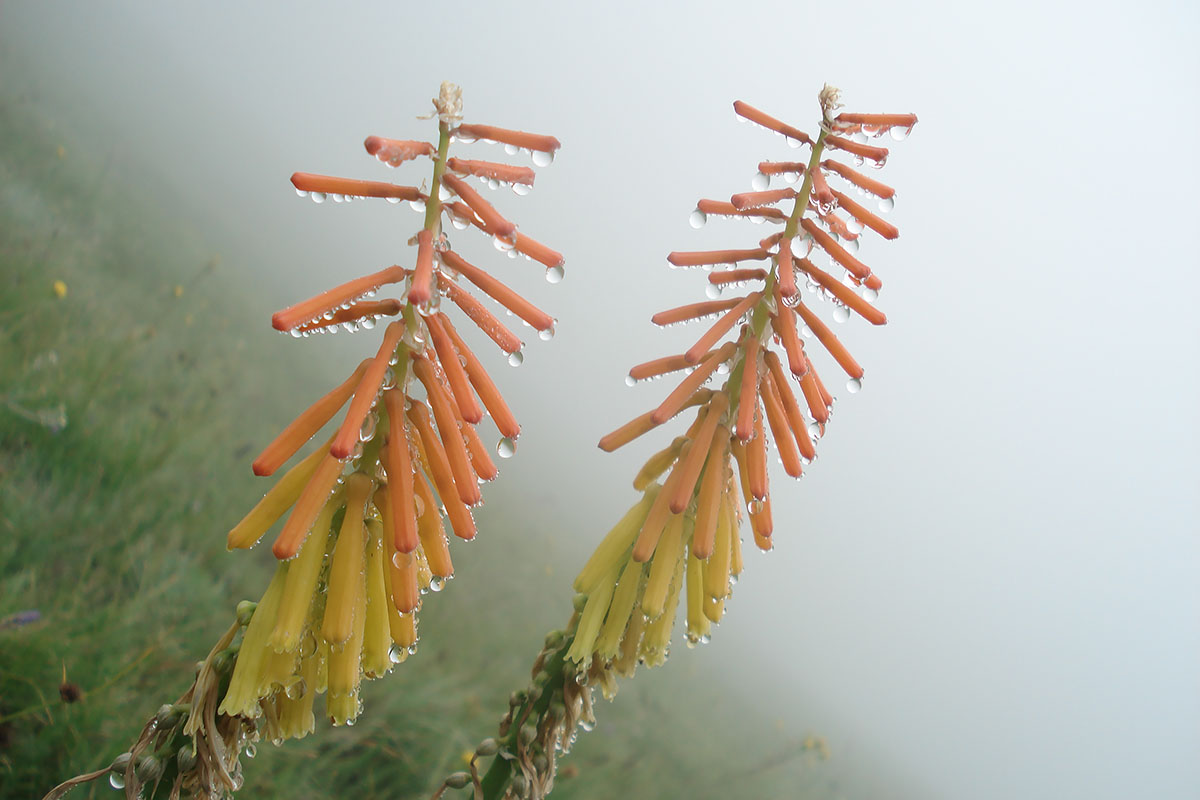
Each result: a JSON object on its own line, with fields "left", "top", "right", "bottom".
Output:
{"left": 3, "top": 1, "right": 1198, "bottom": 798}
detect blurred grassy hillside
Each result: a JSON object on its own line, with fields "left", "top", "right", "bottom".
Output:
{"left": 0, "top": 87, "right": 835, "bottom": 799}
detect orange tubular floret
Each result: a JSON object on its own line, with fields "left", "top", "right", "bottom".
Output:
{"left": 708, "top": 268, "right": 767, "bottom": 287}
{"left": 410, "top": 471, "right": 453, "bottom": 577}
{"left": 424, "top": 313, "right": 483, "bottom": 424}
{"left": 290, "top": 172, "right": 423, "bottom": 202}
{"left": 747, "top": 404, "right": 768, "bottom": 501}
{"left": 441, "top": 250, "right": 553, "bottom": 332}
{"left": 409, "top": 229, "right": 435, "bottom": 306}
{"left": 363, "top": 136, "right": 436, "bottom": 166}
{"left": 669, "top": 394, "right": 729, "bottom": 514}
{"left": 735, "top": 333, "right": 760, "bottom": 442}
{"left": 630, "top": 353, "right": 692, "bottom": 382}
{"left": 632, "top": 441, "right": 692, "bottom": 562}
{"left": 792, "top": 299, "right": 864, "bottom": 379}
{"left": 382, "top": 390, "right": 419, "bottom": 554}
{"left": 454, "top": 123, "right": 561, "bottom": 154}
{"left": 825, "top": 135, "right": 889, "bottom": 165}
{"left": 412, "top": 356, "right": 481, "bottom": 507}
{"left": 828, "top": 188, "right": 899, "bottom": 240}
{"left": 799, "top": 362, "right": 829, "bottom": 425}
{"left": 684, "top": 292, "right": 761, "bottom": 364}
{"left": 758, "top": 161, "right": 807, "bottom": 176}
{"left": 389, "top": 548, "right": 420, "bottom": 614}
{"left": 296, "top": 299, "right": 403, "bottom": 333}
{"left": 441, "top": 280, "right": 523, "bottom": 354}
{"left": 730, "top": 439, "right": 772, "bottom": 539}
{"left": 730, "top": 189, "right": 796, "bottom": 210}
{"left": 762, "top": 371, "right": 803, "bottom": 478}
{"left": 813, "top": 360, "right": 833, "bottom": 408}
{"left": 819, "top": 211, "right": 859, "bottom": 241}
{"left": 446, "top": 157, "right": 535, "bottom": 186}
{"left": 668, "top": 248, "right": 769, "bottom": 268}
{"left": 652, "top": 298, "right": 741, "bottom": 327}
{"left": 444, "top": 200, "right": 484, "bottom": 230}
{"left": 271, "top": 452, "right": 343, "bottom": 559}
{"left": 331, "top": 320, "right": 406, "bottom": 459}
{"left": 764, "top": 351, "right": 816, "bottom": 461}
{"left": 796, "top": 258, "right": 886, "bottom": 326}
{"left": 429, "top": 353, "right": 496, "bottom": 481}
{"left": 692, "top": 429, "right": 730, "bottom": 560}
{"left": 770, "top": 286, "right": 808, "bottom": 378}
{"left": 441, "top": 173, "right": 515, "bottom": 238}
{"left": 800, "top": 218, "right": 873, "bottom": 283}
{"left": 407, "top": 401, "right": 476, "bottom": 541}
{"left": 651, "top": 342, "right": 736, "bottom": 425}
{"left": 696, "top": 199, "right": 788, "bottom": 221}
{"left": 253, "top": 359, "right": 369, "bottom": 476}
{"left": 835, "top": 112, "right": 918, "bottom": 129}
{"left": 272, "top": 265, "right": 408, "bottom": 332}
{"left": 599, "top": 389, "right": 714, "bottom": 452}
{"left": 732, "top": 100, "right": 813, "bottom": 146}
{"left": 437, "top": 313, "right": 519, "bottom": 440}
{"left": 777, "top": 236, "right": 797, "bottom": 299}
{"left": 634, "top": 436, "right": 686, "bottom": 491}
{"left": 810, "top": 165, "right": 835, "bottom": 208}
{"left": 512, "top": 232, "right": 565, "bottom": 269}
{"left": 821, "top": 159, "right": 896, "bottom": 199}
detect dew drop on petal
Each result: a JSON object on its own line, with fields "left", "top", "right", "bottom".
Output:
{"left": 833, "top": 305, "right": 851, "bottom": 323}
{"left": 508, "top": 350, "right": 524, "bottom": 367}
{"left": 513, "top": 182, "right": 531, "bottom": 196}
{"left": 846, "top": 377, "right": 862, "bottom": 393}
{"left": 705, "top": 283, "right": 722, "bottom": 299}
{"left": 878, "top": 195, "right": 895, "bottom": 213}
{"left": 496, "top": 437, "right": 516, "bottom": 458}
{"left": 109, "top": 773, "right": 126, "bottom": 790}
{"left": 532, "top": 150, "right": 554, "bottom": 167}
{"left": 538, "top": 323, "right": 556, "bottom": 341}
{"left": 386, "top": 196, "right": 402, "bottom": 204}
{"left": 862, "top": 287, "right": 879, "bottom": 302}
{"left": 429, "top": 576, "right": 446, "bottom": 593}
{"left": 311, "top": 192, "right": 327, "bottom": 204}
{"left": 295, "top": 189, "right": 309, "bottom": 198}
{"left": 625, "top": 374, "right": 637, "bottom": 387}
{"left": 689, "top": 209, "right": 707, "bottom": 229}
{"left": 545, "top": 264, "right": 565, "bottom": 283}
{"left": 751, "top": 172, "right": 770, "bottom": 191}
{"left": 890, "top": 126, "right": 911, "bottom": 141}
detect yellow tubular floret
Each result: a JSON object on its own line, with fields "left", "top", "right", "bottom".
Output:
{"left": 574, "top": 486, "right": 660, "bottom": 594}
{"left": 642, "top": 514, "right": 686, "bottom": 619}
{"left": 686, "top": 549, "right": 711, "bottom": 643}
{"left": 270, "top": 490, "right": 342, "bottom": 653}
{"left": 321, "top": 472, "right": 373, "bottom": 645}
{"left": 326, "top": 689, "right": 359, "bottom": 728}
{"left": 612, "top": 606, "right": 646, "bottom": 678}
{"left": 728, "top": 496, "right": 744, "bottom": 579}
{"left": 704, "top": 492, "right": 733, "bottom": 600}
{"left": 275, "top": 645, "right": 321, "bottom": 740}
{"left": 226, "top": 442, "right": 329, "bottom": 550}
{"left": 595, "top": 560, "right": 644, "bottom": 660}
{"left": 361, "top": 519, "right": 394, "bottom": 678}
{"left": 566, "top": 564, "right": 620, "bottom": 666}
{"left": 326, "top": 572, "right": 367, "bottom": 704}
{"left": 633, "top": 437, "right": 685, "bottom": 491}
{"left": 640, "top": 556, "right": 684, "bottom": 667}
{"left": 220, "top": 563, "right": 289, "bottom": 717}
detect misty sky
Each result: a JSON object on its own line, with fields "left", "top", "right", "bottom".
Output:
{"left": 3, "top": 2, "right": 1198, "bottom": 798}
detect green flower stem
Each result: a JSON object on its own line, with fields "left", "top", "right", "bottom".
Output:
{"left": 423, "top": 121, "right": 452, "bottom": 233}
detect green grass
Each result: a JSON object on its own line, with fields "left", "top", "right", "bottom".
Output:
{"left": 0, "top": 87, "right": 836, "bottom": 799}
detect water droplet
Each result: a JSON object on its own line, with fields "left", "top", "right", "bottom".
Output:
{"left": 538, "top": 323, "right": 556, "bottom": 341}
{"left": 751, "top": 172, "right": 770, "bottom": 191}
{"left": 833, "top": 305, "right": 850, "bottom": 323}
{"left": 310, "top": 192, "right": 327, "bottom": 204}
{"left": 890, "top": 125, "right": 912, "bottom": 142}
{"left": 429, "top": 576, "right": 446, "bottom": 592}
{"left": 386, "top": 196, "right": 402, "bottom": 204}
{"left": 409, "top": 199, "right": 425, "bottom": 212}
{"left": 109, "top": 772, "right": 125, "bottom": 789}
{"left": 295, "top": 188, "right": 309, "bottom": 198}
{"left": 284, "top": 677, "right": 306, "bottom": 699}
{"left": 749, "top": 498, "right": 765, "bottom": 513}
{"left": 878, "top": 195, "right": 895, "bottom": 213}
{"left": 388, "top": 644, "right": 405, "bottom": 664}
{"left": 579, "top": 719, "right": 595, "bottom": 732}
{"left": 532, "top": 149, "right": 554, "bottom": 167}
{"left": 513, "top": 182, "right": 531, "bottom": 196}
{"left": 331, "top": 193, "right": 345, "bottom": 203}
{"left": 545, "top": 264, "right": 565, "bottom": 283}
{"left": 783, "top": 171, "right": 798, "bottom": 185}
{"left": 451, "top": 216, "right": 469, "bottom": 230}
{"left": 862, "top": 287, "right": 879, "bottom": 302}
{"left": 245, "top": 744, "right": 257, "bottom": 759}
{"left": 361, "top": 316, "right": 377, "bottom": 330}
{"left": 786, "top": 137, "right": 802, "bottom": 149}
{"left": 508, "top": 350, "right": 524, "bottom": 367}
{"left": 496, "top": 437, "right": 516, "bottom": 458}
{"left": 716, "top": 362, "right": 731, "bottom": 375}
{"left": 487, "top": 178, "right": 501, "bottom": 190}
{"left": 289, "top": 328, "right": 303, "bottom": 338}
{"left": 846, "top": 377, "right": 862, "bottom": 393}
{"left": 505, "top": 143, "right": 519, "bottom": 155}
{"left": 705, "top": 283, "right": 722, "bottom": 299}
{"left": 845, "top": 237, "right": 860, "bottom": 254}
{"left": 492, "top": 234, "right": 515, "bottom": 252}
{"left": 688, "top": 209, "right": 707, "bottom": 229}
